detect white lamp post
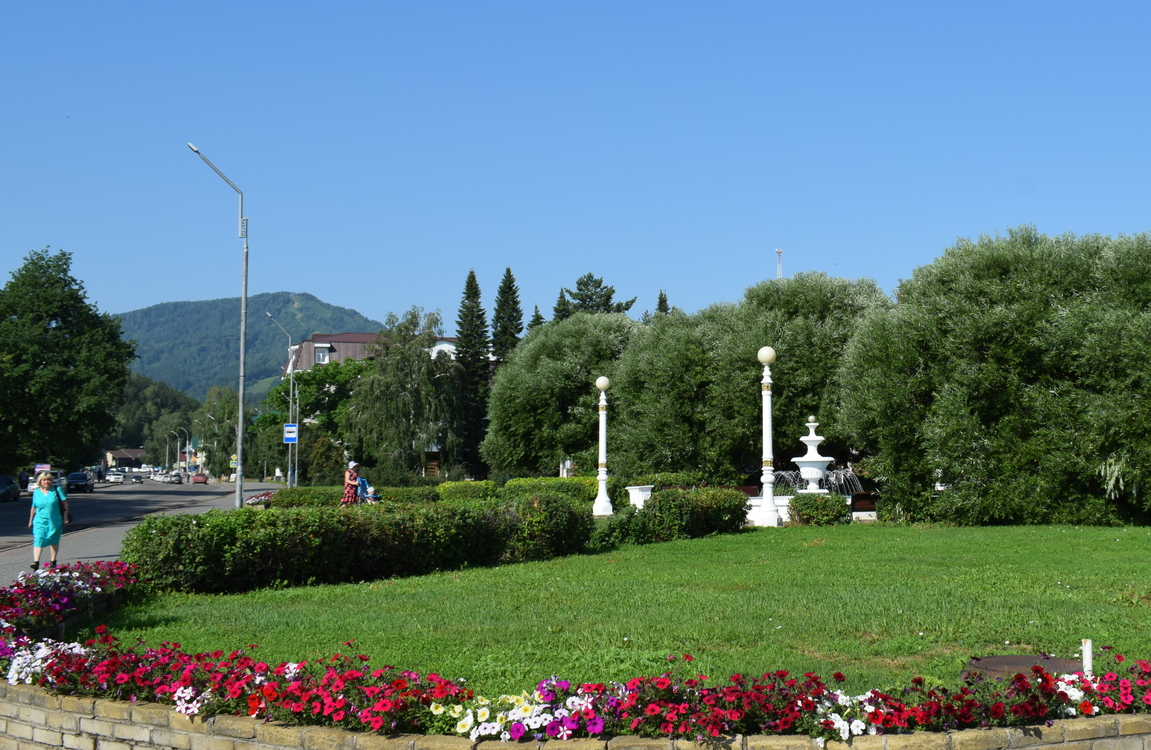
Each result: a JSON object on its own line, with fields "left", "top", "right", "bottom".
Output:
{"left": 188, "top": 143, "right": 248, "bottom": 509}
{"left": 592, "top": 376, "right": 613, "bottom": 516}
{"left": 748, "top": 346, "right": 779, "bottom": 527}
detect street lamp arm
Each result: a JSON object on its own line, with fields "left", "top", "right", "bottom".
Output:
{"left": 188, "top": 143, "right": 244, "bottom": 219}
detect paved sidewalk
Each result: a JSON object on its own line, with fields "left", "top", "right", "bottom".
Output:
{"left": 0, "top": 482, "right": 280, "bottom": 584}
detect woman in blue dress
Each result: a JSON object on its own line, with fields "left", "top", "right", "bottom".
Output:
{"left": 27, "top": 471, "right": 69, "bottom": 570}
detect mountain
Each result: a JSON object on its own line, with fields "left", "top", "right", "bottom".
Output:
{"left": 116, "top": 292, "right": 385, "bottom": 402}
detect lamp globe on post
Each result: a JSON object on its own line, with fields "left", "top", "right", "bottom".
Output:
{"left": 592, "top": 376, "right": 614, "bottom": 516}
{"left": 753, "top": 346, "right": 780, "bottom": 527}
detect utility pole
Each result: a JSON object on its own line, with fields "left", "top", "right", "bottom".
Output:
{"left": 776, "top": 248, "right": 783, "bottom": 280}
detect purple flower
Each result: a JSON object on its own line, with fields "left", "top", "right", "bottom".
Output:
{"left": 556, "top": 680, "right": 571, "bottom": 692}
{"left": 586, "top": 717, "right": 604, "bottom": 734}
{"left": 561, "top": 716, "right": 579, "bottom": 730}
{"left": 509, "top": 722, "right": 526, "bottom": 741}
{"left": 545, "top": 721, "right": 561, "bottom": 737}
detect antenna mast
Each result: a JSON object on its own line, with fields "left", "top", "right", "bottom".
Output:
{"left": 775, "top": 248, "right": 783, "bottom": 280}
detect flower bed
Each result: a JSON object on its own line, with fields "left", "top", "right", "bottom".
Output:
{"left": 4, "top": 628, "right": 1149, "bottom": 745}
{"left": 0, "top": 562, "right": 137, "bottom": 638}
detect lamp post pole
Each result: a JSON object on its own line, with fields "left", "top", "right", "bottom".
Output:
{"left": 266, "top": 312, "right": 296, "bottom": 488}
{"left": 592, "top": 376, "right": 613, "bottom": 516}
{"left": 758, "top": 346, "right": 778, "bottom": 526}
{"left": 188, "top": 143, "right": 248, "bottom": 509}
{"left": 165, "top": 433, "right": 170, "bottom": 470}
{"left": 170, "top": 431, "right": 181, "bottom": 473}
{"left": 178, "top": 427, "right": 190, "bottom": 474}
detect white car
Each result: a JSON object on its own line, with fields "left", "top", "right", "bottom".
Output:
{"left": 108, "top": 472, "right": 125, "bottom": 484}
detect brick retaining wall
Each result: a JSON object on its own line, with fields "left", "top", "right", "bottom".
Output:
{"left": 1, "top": 681, "right": 1149, "bottom": 750}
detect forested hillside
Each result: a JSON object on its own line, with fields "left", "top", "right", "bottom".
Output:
{"left": 116, "top": 292, "right": 384, "bottom": 401}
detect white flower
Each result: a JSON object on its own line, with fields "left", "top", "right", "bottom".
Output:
{"left": 850, "top": 719, "right": 866, "bottom": 736}
{"left": 430, "top": 703, "right": 445, "bottom": 715}
{"left": 450, "top": 705, "right": 465, "bottom": 718}
{"left": 455, "top": 712, "right": 474, "bottom": 734}
{"left": 476, "top": 706, "right": 491, "bottom": 722}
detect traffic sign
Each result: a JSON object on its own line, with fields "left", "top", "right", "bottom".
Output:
{"left": 230, "top": 460, "right": 238, "bottom": 468}
{"left": 231, "top": 454, "right": 238, "bottom": 461}
{"left": 283, "top": 423, "right": 298, "bottom": 444}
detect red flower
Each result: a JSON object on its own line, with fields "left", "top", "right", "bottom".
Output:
{"left": 833, "top": 672, "right": 846, "bottom": 682}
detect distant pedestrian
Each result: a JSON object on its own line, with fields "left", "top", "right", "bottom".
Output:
{"left": 18, "top": 470, "right": 28, "bottom": 491}
{"left": 342, "top": 461, "right": 359, "bottom": 506}
{"left": 28, "top": 471, "right": 70, "bottom": 570}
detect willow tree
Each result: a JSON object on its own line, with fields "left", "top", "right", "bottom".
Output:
{"left": 838, "top": 226, "right": 1151, "bottom": 525}
{"left": 342, "top": 308, "right": 458, "bottom": 482}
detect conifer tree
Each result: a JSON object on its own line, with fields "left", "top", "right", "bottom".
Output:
{"left": 453, "top": 270, "right": 491, "bottom": 477}
{"left": 552, "top": 289, "right": 574, "bottom": 322}
{"left": 527, "top": 306, "right": 546, "bottom": 332}
{"left": 656, "top": 290, "right": 670, "bottom": 314}
{"left": 491, "top": 267, "right": 524, "bottom": 369}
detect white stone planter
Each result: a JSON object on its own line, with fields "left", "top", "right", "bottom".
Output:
{"left": 625, "top": 485, "right": 654, "bottom": 509}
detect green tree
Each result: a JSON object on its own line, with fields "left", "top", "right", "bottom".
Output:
{"left": 838, "top": 227, "right": 1151, "bottom": 524}
{"left": 0, "top": 249, "right": 136, "bottom": 471}
{"left": 609, "top": 273, "right": 890, "bottom": 482}
{"left": 655, "top": 290, "right": 670, "bottom": 314}
{"left": 481, "top": 312, "right": 638, "bottom": 476}
{"left": 568, "top": 272, "right": 637, "bottom": 313}
{"left": 552, "top": 289, "right": 574, "bottom": 322}
{"left": 342, "top": 308, "right": 458, "bottom": 480}
{"left": 454, "top": 270, "right": 490, "bottom": 477}
{"left": 527, "top": 306, "right": 546, "bottom": 331}
{"left": 104, "top": 373, "right": 201, "bottom": 453}
{"left": 491, "top": 267, "right": 524, "bottom": 368}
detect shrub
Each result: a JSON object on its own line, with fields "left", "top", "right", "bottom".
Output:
{"left": 504, "top": 476, "right": 628, "bottom": 506}
{"left": 594, "top": 487, "right": 748, "bottom": 547}
{"left": 788, "top": 493, "right": 850, "bottom": 526}
{"left": 436, "top": 480, "right": 499, "bottom": 503}
{"left": 265, "top": 486, "right": 439, "bottom": 508}
{"left": 502, "top": 492, "right": 594, "bottom": 562}
{"left": 263, "top": 487, "right": 342, "bottom": 508}
{"left": 504, "top": 477, "right": 597, "bottom": 502}
{"left": 121, "top": 496, "right": 594, "bottom": 593}
{"left": 624, "top": 472, "right": 708, "bottom": 489}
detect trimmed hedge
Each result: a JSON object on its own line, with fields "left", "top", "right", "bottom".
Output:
{"left": 121, "top": 493, "right": 591, "bottom": 593}
{"left": 788, "top": 493, "right": 851, "bottom": 526}
{"left": 593, "top": 487, "right": 749, "bottom": 546}
{"left": 624, "top": 472, "right": 708, "bottom": 489}
{"left": 436, "top": 480, "right": 500, "bottom": 503}
{"left": 266, "top": 486, "right": 439, "bottom": 508}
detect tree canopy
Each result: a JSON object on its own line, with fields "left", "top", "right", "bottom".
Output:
{"left": 0, "top": 249, "right": 136, "bottom": 471}
{"left": 552, "top": 273, "right": 636, "bottom": 321}
{"left": 837, "top": 227, "right": 1151, "bottom": 524}
{"left": 342, "top": 308, "right": 459, "bottom": 483}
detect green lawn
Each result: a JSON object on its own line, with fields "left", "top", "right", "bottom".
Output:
{"left": 90, "top": 524, "right": 1151, "bottom": 697}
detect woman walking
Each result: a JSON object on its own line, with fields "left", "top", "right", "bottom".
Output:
{"left": 341, "top": 461, "right": 360, "bottom": 506}
{"left": 28, "top": 471, "right": 69, "bottom": 570}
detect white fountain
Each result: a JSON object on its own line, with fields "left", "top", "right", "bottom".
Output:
{"left": 794, "top": 416, "right": 833, "bottom": 494}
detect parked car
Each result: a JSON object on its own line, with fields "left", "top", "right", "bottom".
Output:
{"left": 28, "top": 470, "right": 65, "bottom": 492}
{"left": 66, "top": 472, "right": 95, "bottom": 493}
{"left": 169, "top": 473, "right": 183, "bottom": 485}
{"left": 192, "top": 473, "right": 208, "bottom": 484}
{"left": 0, "top": 476, "right": 20, "bottom": 502}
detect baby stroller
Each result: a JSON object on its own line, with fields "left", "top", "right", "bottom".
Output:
{"left": 357, "top": 477, "right": 379, "bottom": 504}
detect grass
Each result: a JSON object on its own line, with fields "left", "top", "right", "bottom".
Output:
{"left": 85, "top": 523, "right": 1151, "bottom": 697}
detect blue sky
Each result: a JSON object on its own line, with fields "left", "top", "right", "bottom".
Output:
{"left": 3, "top": 2, "right": 1150, "bottom": 333}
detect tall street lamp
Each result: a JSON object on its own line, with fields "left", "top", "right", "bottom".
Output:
{"left": 266, "top": 312, "right": 296, "bottom": 488}
{"left": 592, "top": 376, "right": 613, "bottom": 516}
{"left": 178, "top": 427, "right": 191, "bottom": 473}
{"left": 170, "top": 431, "right": 181, "bottom": 472}
{"left": 188, "top": 142, "right": 248, "bottom": 509}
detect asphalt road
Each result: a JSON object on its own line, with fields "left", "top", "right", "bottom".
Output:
{"left": 0, "top": 478, "right": 280, "bottom": 584}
